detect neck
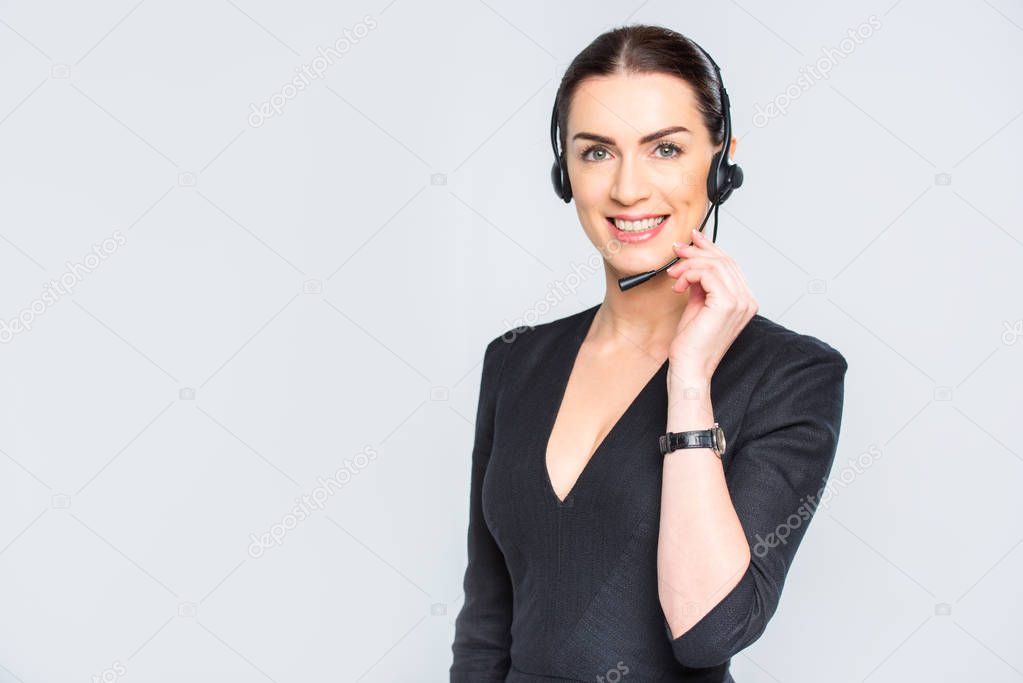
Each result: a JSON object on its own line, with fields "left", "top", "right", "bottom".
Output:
{"left": 590, "top": 264, "right": 690, "bottom": 356}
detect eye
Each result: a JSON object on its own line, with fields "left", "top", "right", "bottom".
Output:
{"left": 580, "top": 144, "right": 610, "bottom": 162}
{"left": 655, "top": 142, "right": 683, "bottom": 159}
{"left": 579, "top": 142, "right": 684, "bottom": 162}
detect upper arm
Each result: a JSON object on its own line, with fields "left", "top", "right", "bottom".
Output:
{"left": 450, "top": 334, "right": 516, "bottom": 681}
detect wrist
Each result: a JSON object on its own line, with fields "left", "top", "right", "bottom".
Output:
{"left": 666, "top": 362, "right": 711, "bottom": 396}
{"left": 666, "top": 367, "right": 714, "bottom": 432}
{"left": 667, "top": 357, "right": 711, "bottom": 380}
{"left": 666, "top": 407, "right": 716, "bottom": 432}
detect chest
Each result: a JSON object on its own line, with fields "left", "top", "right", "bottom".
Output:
{"left": 483, "top": 332, "right": 755, "bottom": 524}
{"left": 544, "top": 349, "right": 669, "bottom": 505}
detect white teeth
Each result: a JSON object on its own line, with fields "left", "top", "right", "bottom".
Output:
{"left": 612, "top": 216, "right": 667, "bottom": 232}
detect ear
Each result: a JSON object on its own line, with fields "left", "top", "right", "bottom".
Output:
{"left": 728, "top": 136, "right": 738, "bottom": 162}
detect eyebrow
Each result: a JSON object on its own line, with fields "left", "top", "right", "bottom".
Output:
{"left": 571, "top": 126, "right": 692, "bottom": 146}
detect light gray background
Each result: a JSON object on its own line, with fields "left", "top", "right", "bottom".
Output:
{"left": 1, "top": 0, "right": 1021, "bottom": 681}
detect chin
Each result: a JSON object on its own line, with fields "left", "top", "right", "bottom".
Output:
{"left": 604, "top": 249, "right": 666, "bottom": 276}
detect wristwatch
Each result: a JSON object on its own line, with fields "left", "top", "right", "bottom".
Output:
{"left": 659, "top": 422, "right": 726, "bottom": 459}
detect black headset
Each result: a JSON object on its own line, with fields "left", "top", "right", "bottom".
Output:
{"left": 549, "top": 39, "right": 744, "bottom": 290}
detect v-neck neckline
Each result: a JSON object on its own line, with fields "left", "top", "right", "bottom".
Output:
{"left": 542, "top": 304, "right": 669, "bottom": 507}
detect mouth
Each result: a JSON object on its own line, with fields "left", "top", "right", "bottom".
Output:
{"left": 606, "top": 214, "right": 669, "bottom": 243}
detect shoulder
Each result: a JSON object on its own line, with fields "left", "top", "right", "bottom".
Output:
{"left": 729, "top": 315, "right": 848, "bottom": 450}
{"left": 736, "top": 313, "right": 848, "bottom": 375}
{"left": 481, "top": 303, "right": 597, "bottom": 368}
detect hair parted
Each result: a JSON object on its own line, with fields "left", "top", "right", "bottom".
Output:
{"left": 553, "top": 24, "right": 725, "bottom": 155}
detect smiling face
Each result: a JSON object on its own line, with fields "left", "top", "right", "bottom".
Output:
{"left": 564, "top": 70, "right": 730, "bottom": 275}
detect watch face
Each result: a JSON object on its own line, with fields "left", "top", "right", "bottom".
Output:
{"left": 715, "top": 424, "right": 726, "bottom": 455}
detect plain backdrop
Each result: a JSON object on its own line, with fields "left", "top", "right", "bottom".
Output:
{"left": 1, "top": 0, "right": 1022, "bottom": 681}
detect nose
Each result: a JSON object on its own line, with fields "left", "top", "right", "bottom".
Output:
{"left": 609, "top": 154, "right": 651, "bottom": 206}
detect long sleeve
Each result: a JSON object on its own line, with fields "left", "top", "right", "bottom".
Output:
{"left": 450, "top": 335, "right": 514, "bottom": 681}
{"left": 664, "top": 336, "right": 849, "bottom": 668}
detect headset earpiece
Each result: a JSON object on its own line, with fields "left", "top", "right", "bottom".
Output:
{"left": 550, "top": 100, "right": 573, "bottom": 203}
{"left": 703, "top": 79, "right": 743, "bottom": 210}
{"left": 707, "top": 145, "right": 744, "bottom": 205}
{"left": 718, "top": 162, "right": 743, "bottom": 204}
{"left": 707, "top": 149, "right": 724, "bottom": 204}
{"left": 551, "top": 156, "right": 572, "bottom": 203}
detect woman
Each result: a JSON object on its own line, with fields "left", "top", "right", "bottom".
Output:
{"left": 451, "top": 24, "right": 847, "bottom": 683}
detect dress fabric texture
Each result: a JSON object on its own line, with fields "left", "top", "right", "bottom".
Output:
{"left": 450, "top": 303, "right": 849, "bottom": 682}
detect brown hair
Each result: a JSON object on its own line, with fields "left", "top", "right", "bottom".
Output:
{"left": 553, "top": 24, "right": 725, "bottom": 152}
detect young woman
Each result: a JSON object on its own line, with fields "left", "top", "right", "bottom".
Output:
{"left": 451, "top": 24, "right": 848, "bottom": 683}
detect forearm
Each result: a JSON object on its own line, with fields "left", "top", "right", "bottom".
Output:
{"left": 657, "top": 363, "right": 751, "bottom": 638}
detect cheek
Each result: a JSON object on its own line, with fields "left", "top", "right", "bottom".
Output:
{"left": 571, "top": 184, "right": 614, "bottom": 218}
{"left": 660, "top": 166, "right": 706, "bottom": 197}
{"left": 570, "top": 166, "right": 611, "bottom": 195}
{"left": 575, "top": 208, "right": 606, "bottom": 235}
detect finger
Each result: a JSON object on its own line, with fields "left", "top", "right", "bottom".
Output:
{"left": 671, "top": 242, "right": 705, "bottom": 263}
{"left": 672, "top": 266, "right": 713, "bottom": 293}
{"left": 716, "top": 258, "right": 746, "bottom": 298}
{"left": 676, "top": 242, "right": 749, "bottom": 302}
{"left": 690, "top": 227, "right": 730, "bottom": 258}
{"left": 723, "top": 258, "right": 747, "bottom": 288}
{"left": 669, "top": 258, "right": 743, "bottom": 299}
{"left": 678, "top": 241, "right": 756, "bottom": 317}
{"left": 673, "top": 267, "right": 720, "bottom": 295}
{"left": 671, "top": 241, "right": 699, "bottom": 260}
{"left": 666, "top": 256, "right": 714, "bottom": 280}
{"left": 672, "top": 265, "right": 739, "bottom": 306}
{"left": 672, "top": 232, "right": 713, "bottom": 254}
{"left": 718, "top": 258, "right": 757, "bottom": 310}
{"left": 673, "top": 231, "right": 724, "bottom": 263}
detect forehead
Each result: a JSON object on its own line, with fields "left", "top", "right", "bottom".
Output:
{"left": 566, "top": 71, "right": 705, "bottom": 142}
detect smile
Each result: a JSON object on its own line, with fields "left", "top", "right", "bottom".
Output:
{"left": 606, "top": 215, "right": 669, "bottom": 243}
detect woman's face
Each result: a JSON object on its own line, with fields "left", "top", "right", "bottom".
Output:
{"left": 564, "top": 71, "right": 732, "bottom": 276}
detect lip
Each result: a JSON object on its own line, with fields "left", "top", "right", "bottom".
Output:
{"left": 606, "top": 214, "right": 669, "bottom": 244}
{"left": 610, "top": 213, "right": 668, "bottom": 221}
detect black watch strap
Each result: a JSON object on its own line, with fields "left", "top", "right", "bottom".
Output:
{"left": 659, "top": 422, "right": 725, "bottom": 458}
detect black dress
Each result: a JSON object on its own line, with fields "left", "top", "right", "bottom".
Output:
{"left": 451, "top": 303, "right": 848, "bottom": 682}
